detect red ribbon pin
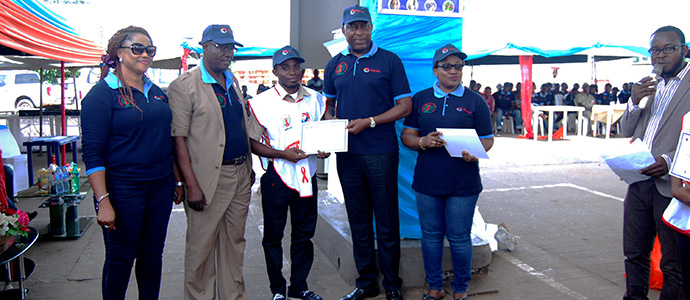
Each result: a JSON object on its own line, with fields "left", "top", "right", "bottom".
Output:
{"left": 301, "top": 167, "right": 309, "bottom": 183}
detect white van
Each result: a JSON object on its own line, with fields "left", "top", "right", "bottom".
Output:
{"left": 0, "top": 70, "right": 74, "bottom": 111}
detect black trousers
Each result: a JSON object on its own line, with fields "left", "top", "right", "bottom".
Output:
{"left": 260, "top": 164, "right": 318, "bottom": 296}
{"left": 337, "top": 152, "right": 402, "bottom": 291}
{"left": 678, "top": 231, "right": 690, "bottom": 298}
{"left": 623, "top": 179, "right": 684, "bottom": 300}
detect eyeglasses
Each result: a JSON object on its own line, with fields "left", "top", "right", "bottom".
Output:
{"left": 120, "top": 43, "right": 156, "bottom": 57}
{"left": 209, "top": 42, "right": 236, "bottom": 54}
{"left": 648, "top": 45, "right": 684, "bottom": 55}
{"left": 436, "top": 63, "right": 464, "bottom": 71}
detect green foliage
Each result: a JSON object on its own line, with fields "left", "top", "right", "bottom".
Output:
{"left": 34, "top": 69, "right": 80, "bottom": 84}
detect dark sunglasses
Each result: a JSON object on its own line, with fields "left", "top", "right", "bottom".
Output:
{"left": 120, "top": 43, "right": 157, "bottom": 57}
{"left": 436, "top": 63, "right": 463, "bottom": 71}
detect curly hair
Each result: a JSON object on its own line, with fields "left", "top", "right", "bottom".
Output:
{"left": 100, "top": 26, "right": 153, "bottom": 112}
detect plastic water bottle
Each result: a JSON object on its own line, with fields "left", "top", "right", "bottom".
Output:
{"left": 61, "top": 166, "right": 70, "bottom": 194}
{"left": 54, "top": 166, "right": 64, "bottom": 195}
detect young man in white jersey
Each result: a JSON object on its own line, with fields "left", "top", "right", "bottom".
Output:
{"left": 247, "top": 46, "right": 329, "bottom": 300}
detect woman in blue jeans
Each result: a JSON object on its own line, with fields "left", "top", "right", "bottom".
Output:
{"left": 81, "top": 26, "right": 183, "bottom": 300}
{"left": 401, "top": 44, "right": 494, "bottom": 300}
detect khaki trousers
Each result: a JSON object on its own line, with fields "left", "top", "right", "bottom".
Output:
{"left": 184, "top": 164, "right": 252, "bottom": 300}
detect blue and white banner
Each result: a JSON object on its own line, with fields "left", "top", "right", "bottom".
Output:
{"left": 379, "top": 0, "right": 463, "bottom": 18}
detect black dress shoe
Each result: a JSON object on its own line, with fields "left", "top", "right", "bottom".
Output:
{"left": 339, "top": 287, "right": 380, "bottom": 300}
{"left": 27, "top": 211, "right": 38, "bottom": 221}
{"left": 386, "top": 290, "right": 403, "bottom": 300}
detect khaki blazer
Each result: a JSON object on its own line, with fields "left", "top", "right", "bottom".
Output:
{"left": 620, "top": 72, "right": 690, "bottom": 197}
{"left": 168, "top": 66, "right": 256, "bottom": 204}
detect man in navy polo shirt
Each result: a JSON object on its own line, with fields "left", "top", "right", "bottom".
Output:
{"left": 597, "top": 83, "right": 616, "bottom": 105}
{"left": 492, "top": 82, "right": 522, "bottom": 135}
{"left": 169, "top": 24, "right": 257, "bottom": 300}
{"left": 618, "top": 82, "right": 632, "bottom": 103}
{"left": 322, "top": 5, "right": 412, "bottom": 300}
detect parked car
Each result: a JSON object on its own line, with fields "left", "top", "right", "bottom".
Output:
{"left": 0, "top": 70, "right": 75, "bottom": 111}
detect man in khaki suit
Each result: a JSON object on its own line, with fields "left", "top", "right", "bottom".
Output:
{"left": 168, "top": 24, "right": 258, "bottom": 300}
{"left": 619, "top": 25, "right": 690, "bottom": 300}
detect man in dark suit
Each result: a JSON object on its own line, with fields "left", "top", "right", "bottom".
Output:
{"left": 619, "top": 25, "right": 690, "bottom": 300}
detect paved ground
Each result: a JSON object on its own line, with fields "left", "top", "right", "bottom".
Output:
{"left": 8, "top": 132, "right": 664, "bottom": 299}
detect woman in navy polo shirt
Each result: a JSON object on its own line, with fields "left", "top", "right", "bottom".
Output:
{"left": 81, "top": 26, "right": 183, "bottom": 300}
{"left": 401, "top": 44, "right": 494, "bottom": 300}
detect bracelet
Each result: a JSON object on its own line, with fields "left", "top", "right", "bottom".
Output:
{"left": 96, "top": 193, "right": 110, "bottom": 206}
{"left": 419, "top": 137, "right": 427, "bottom": 150}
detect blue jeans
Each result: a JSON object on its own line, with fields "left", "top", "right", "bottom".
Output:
{"left": 101, "top": 175, "right": 174, "bottom": 300}
{"left": 416, "top": 192, "right": 478, "bottom": 294}
{"left": 337, "top": 152, "right": 402, "bottom": 291}
{"left": 495, "top": 108, "right": 523, "bottom": 131}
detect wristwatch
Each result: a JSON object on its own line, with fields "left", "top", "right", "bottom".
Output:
{"left": 176, "top": 181, "right": 185, "bottom": 187}
{"left": 369, "top": 117, "right": 376, "bottom": 128}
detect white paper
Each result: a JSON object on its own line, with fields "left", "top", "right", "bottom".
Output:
{"left": 301, "top": 119, "right": 348, "bottom": 154}
{"left": 670, "top": 132, "right": 690, "bottom": 181}
{"left": 602, "top": 139, "right": 655, "bottom": 184}
{"left": 437, "top": 128, "right": 489, "bottom": 159}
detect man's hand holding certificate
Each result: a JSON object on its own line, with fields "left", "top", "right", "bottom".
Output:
{"left": 301, "top": 119, "right": 349, "bottom": 154}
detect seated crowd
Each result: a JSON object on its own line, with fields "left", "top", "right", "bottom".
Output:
{"left": 471, "top": 80, "right": 634, "bottom": 135}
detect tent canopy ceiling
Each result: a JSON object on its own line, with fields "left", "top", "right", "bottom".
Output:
{"left": 0, "top": 0, "right": 103, "bottom": 64}
{"left": 464, "top": 43, "right": 657, "bottom": 66}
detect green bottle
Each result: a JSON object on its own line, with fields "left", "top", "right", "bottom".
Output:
{"left": 70, "top": 161, "right": 80, "bottom": 194}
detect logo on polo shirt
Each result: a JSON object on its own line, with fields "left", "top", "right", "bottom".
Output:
{"left": 362, "top": 67, "right": 381, "bottom": 73}
{"left": 117, "top": 95, "right": 135, "bottom": 108}
{"left": 421, "top": 102, "right": 436, "bottom": 113}
{"left": 216, "top": 93, "right": 228, "bottom": 108}
{"left": 282, "top": 114, "right": 293, "bottom": 130}
{"left": 335, "top": 62, "right": 348, "bottom": 76}
{"left": 153, "top": 95, "right": 165, "bottom": 101}
{"left": 302, "top": 112, "right": 311, "bottom": 123}
{"left": 456, "top": 107, "right": 472, "bottom": 114}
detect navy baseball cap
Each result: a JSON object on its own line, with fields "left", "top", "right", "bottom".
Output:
{"left": 432, "top": 44, "right": 467, "bottom": 66}
{"left": 342, "top": 5, "right": 371, "bottom": 25}
{"left": 272, "top": 46, "right": 305, "bottom": 68}
{"left": 199, "top": 24, "right": 244, "bottom": 47}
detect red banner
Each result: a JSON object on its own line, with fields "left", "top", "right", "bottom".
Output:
{"left": 519, "top": 55, "right": 533, "bottom": 138}
{"left": 182, "top": 48, "right": 192, "bottom": 72}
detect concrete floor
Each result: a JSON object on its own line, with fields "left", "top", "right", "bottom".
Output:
{"left": 8, "top": 133, "right": 664, "bottom": 299}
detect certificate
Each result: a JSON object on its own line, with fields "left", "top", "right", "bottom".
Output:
{"left": 437, "top": 128, "right": 489, "bottom": 159}
{"left": 602, "top": 138, "right": 655, "bottom": 184}
{"left": 301, "top": 119, "right": 349, "bottom": 154}
{"left": 671, "top": 132, "right": 690, "bottom": 181}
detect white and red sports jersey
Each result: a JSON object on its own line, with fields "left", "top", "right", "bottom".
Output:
{"left": 249, "top": 84, "right": 326, "bottom": 197}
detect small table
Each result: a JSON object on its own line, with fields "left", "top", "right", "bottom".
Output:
{"left": 0, "top": 227, "right": 38, "bottom": 300}
{"left": 531, "top": 105, "right": 586, "bottom": 142}
{"left": 23, "top": 136, "right": 79, "bottom": 185}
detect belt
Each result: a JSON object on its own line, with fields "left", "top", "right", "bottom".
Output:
{"left": 222, "top": 155, "right": 246, "bottom": 166}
